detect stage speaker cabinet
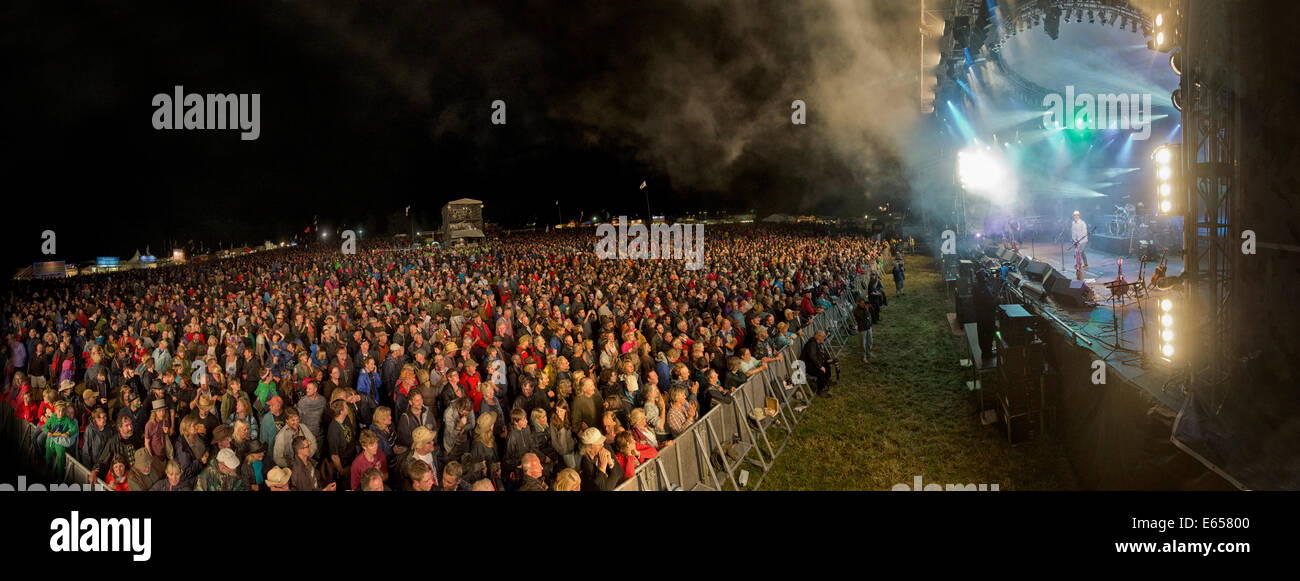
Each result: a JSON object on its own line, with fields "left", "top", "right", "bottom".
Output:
{"left": 995, "top": 304, "right": 1038, "bottom": 346}
{"left": 958, "top": 259, "right": 975, "bottom": 286}
{"left": 1042, "top": 268, "right": 1068, "bottom": 294}
{"left": 1051, "top": 280, "right": 1091, "bottom": 308}
{"left": 956, "top": 292, "right": 977, "bottom": 325}
{"left": 1023, "top": 260, "right": 1052, "bottom": 282}
{"left": 998, "top": 248, "right": 1017, "bottom": 262}
{"left": 1016, "top": 255, "right": 1031, "bottom": 272}
{"left": 1001, "top": 403, "right": 1042, "bottom": 444}
{"left": 996, "top": 336, "right": 1045, "bottom": 387}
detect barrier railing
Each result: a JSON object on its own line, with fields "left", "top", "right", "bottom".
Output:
{"left": 1, "top": 401, "right": 108, "bottom": 490}
{"left": 616, "top": 292, "right": 856, "bottom": 490}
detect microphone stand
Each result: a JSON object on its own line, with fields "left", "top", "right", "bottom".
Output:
{"left": 1055, "top": 226, "right": 1067, "bottom": 273}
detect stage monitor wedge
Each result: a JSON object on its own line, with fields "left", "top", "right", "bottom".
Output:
{"left": 1043, "top": 268, "right": 1069, "bottom": 294}
{"left": 1023, "top": 259, "right": 1053, "bottom": 282}
{"left": 1052, "top": 280, "right": 1091, "bottom": 308}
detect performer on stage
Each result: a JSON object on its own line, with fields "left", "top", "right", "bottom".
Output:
{"left": 1070, "top": 210, "right": 1089, "bottom": 268}
{"left": 1003, "top": 213, "right": 1021, "bottom": 250}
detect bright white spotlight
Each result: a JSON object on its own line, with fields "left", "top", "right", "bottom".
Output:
{"left": 1156, "top": 32, "right": 1165, "bottom": 47}
{"left": 1160, "top": 299, "right": 1172, "bottom": 312}
{"left": 1161, "top": 343, "right": 1174, "bottom": 357}
{"left": 1160, "top": 200, "right": 1172, "bottom": 213}
{"left": 1157, "top": 165, "right": 1172, "bottom": 180}
{"left": 958, "top": 148, "right": 1006, "bottom": 189}
{"left": 1154, "top": 146, "right": 1172, "bottom": 164}
{"left": 1159, "top": 183, "right": 1172, "bottom": 197}
{"left": 1156, "top": 13, "right": 1164, "bottom": 26}
{"left": 1161, "top": 329, "right": 1174, "bottom": 342}
{"left": 1160, "top": 314, "right": 1173, "bottom": 327}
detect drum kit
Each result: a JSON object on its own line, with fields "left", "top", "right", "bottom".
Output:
{"left": 1106, "top": 204, "right": 1139, "bottom": 237}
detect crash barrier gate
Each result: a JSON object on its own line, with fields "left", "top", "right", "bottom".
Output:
{"left": 616, "top": 293, "right": 857, "bottom": 490}
{"left": 0, "top": 400, "right": 106, "bottom": 489}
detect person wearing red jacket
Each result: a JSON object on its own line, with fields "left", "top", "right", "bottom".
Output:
{"left": 461, "top": 361, "right": 483, "bottom": 413}
{"left": 613, "top": 430, "right": 658, "bottom": 482}
{"left": 14, "top": 389, "right": 40, "bottom": 424}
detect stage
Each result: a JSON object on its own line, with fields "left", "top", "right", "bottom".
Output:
{"left": 952, "top": 236, "right": 1230, "bottom": 489}
{"left": 998, "top": 237, "right": 1186, "bottom": 411}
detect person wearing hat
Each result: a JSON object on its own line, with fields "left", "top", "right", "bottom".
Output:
{"left": 239, "top": 440, "right": 269, "bottom": 490}
{"left": 191, "top": 393, "right": 221, "bottom": 446}
{"left": 127, "top": 447, "right": 161, "bottom": 491}
{"left": 208, "top": 424, "right": 234, "bottom": 468}
{"left": 576, "top": 427, "right": 619, "bottom": 492}
{"left": 264, "top": 466, "right": 292, "bottom": 491}
{"left": 124, "top": 389, "right": 150, "bottom": 444}
{"left": 144, "top": 398, "right": 171, "bottom": 467}
{"left": 195, "top": 448, "right": 247, "bottom": 491}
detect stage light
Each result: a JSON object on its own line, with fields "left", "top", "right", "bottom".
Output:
{"left": 1161, "top": 343, "right": 1174, "bottom": 357}
{"left": 957, "top": 146, "right": 1013, "bottom": 205}
{"left": 1153, "top": 143, "right": 1181, "bottom": 216}
{"left": 1160, "top": 314, "right": 1173, "bottom": 327}
{"left": 1161, "top": 329, "right": 1174, "bottom": 342}
{"left": 1149, "top": 10, "right": 1178, "bottom": 53}
{"left": 1160, "top": 299, "right": 1172, "bottom": 312}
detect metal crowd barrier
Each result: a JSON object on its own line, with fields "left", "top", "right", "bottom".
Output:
{"left": 616, "top": 292, "right": 856, "bottom": 490}
{"left": 1, "top": 401, "right": 107, "bottom": 490}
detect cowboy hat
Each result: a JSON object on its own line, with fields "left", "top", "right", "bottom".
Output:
{"left": 265, "top": 466, "right": 291, "bottom": 487}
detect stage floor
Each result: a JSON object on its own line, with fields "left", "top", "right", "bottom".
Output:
{"left": 1001, "top": 239, "right": 1187, "bottom": 411}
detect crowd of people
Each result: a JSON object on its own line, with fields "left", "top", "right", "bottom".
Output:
{"left": 2, "top": 225, "right": 904, "bottom": 491}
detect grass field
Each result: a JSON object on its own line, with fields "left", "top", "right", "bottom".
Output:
{"left": 760, "top": 254, "right": 1081, "bottom": 491}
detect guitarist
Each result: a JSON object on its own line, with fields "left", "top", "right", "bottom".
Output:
{"left": 1070, "top": 211, "right": 1090, "bottom": 269}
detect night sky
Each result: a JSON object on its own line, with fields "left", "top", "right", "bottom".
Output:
{"left": 1, "top": 0, "right": 922, "bottom": 272}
